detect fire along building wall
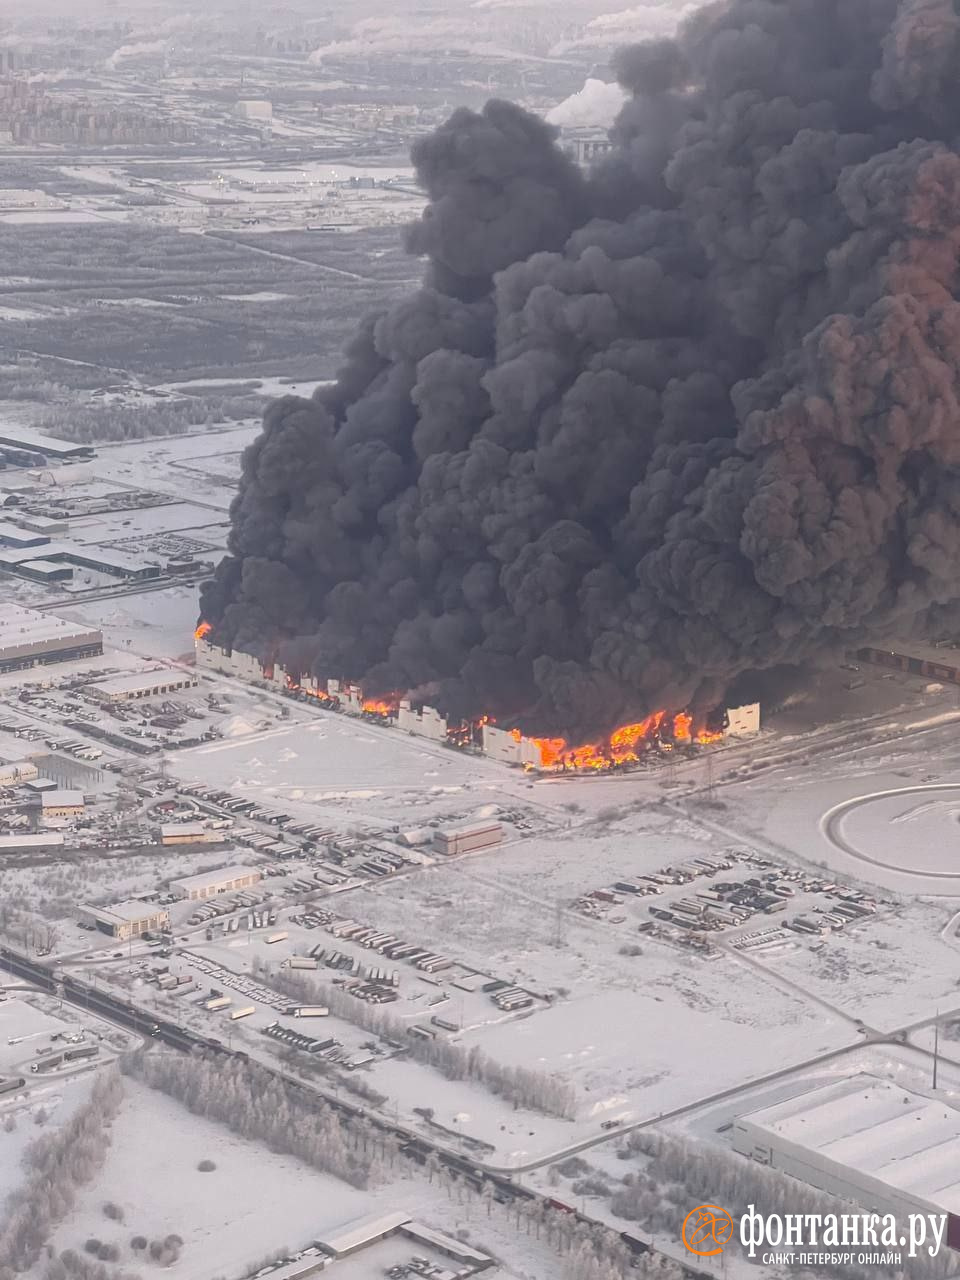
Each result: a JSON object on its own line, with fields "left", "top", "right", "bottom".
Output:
{"left": 196, "top": 636, "right": 761, "bottom": 762}
{"left": 481, "top": 722, "right": 543, "bottom": 767}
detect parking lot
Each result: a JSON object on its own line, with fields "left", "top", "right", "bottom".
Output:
{"left": 574, "top": 845, "right": 888, "bottom": 955}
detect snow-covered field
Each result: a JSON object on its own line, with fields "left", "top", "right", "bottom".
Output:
{"left": 31, "top": 1080, "right": 369, "bottom": 1280}
{"left": 23, "top": 1075, "right": 576, "bottom": 1280}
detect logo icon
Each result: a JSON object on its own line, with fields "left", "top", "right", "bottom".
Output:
{"left": 682, "top": 1204, "right": 735, "bottom": 1256}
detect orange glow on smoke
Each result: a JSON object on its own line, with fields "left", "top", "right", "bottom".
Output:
{"left": 194, "top": 621, "right": 212, "bottom": 641}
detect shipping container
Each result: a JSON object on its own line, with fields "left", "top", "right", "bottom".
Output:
{"left": 64, "top": 1044, "right": 99, "bottom": 1062}
{"left": 431, "top": 1016, "right": 460, "bottom": 1032}
{"left": 286, "top": 957, "right": 318, "bottom": 970}
{"left": 203, "top": 996, "right": 232, "bottom": 1011}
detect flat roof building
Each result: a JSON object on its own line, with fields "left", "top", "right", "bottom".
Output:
{"left": 89, "top": 670, "right": 198, "bottom": 703}
{"left": 15, "top": 559, "right": 74, "bottom": 583}
{"left": 317, "top": 1211, "right": 412, "bottom": 1258}
{"left": 80, "top": 900, "right": 170, "bottom": 941}
{"left": 64, "top": 545, "right": 160, "bottom": 580}
{"left": 0, "top": 426, "right": 95, "bottom": 460}
{"left": 160, "top": 822, "right": 216, "bottom": 845}
{"left": 435, "top": 819, "right": 503, "bottom": 857}
{"left": 733, "top": 1073, "right": 960, "bottom": 1219}
{"left": 0, "top": 603, "right": 102, "bottom": 674}
{"left": 0, "top": 760, "right": 39, "bottom": 785}
{"left": 41, "top": 789, "right": 85, "bottom": 817}
{"left": 0, "top": 523, "right": 48, "bottom": 548}
{"left": 169, "top": 864, "right": 261, "bottom": 901}
{"left": 0, "top": 832, "right": 64, "bottom": 852}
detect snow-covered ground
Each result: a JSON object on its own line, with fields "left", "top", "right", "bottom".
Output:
{"left": 25, "top": 1076, "right": 578, "bottom": 1280}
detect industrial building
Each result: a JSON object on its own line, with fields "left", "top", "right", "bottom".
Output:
{"left": 169, "top": 865, "right": 261, "bottom": 901}
{"left": 317, "top": 1212, "right": 417, "bottom": 1259}
{"left": 315, "top": 1210, "right": 492, "bottom": 1270}
{"left": 0, "top": 522, "right": 48, "bottom": 549}
{"left": 64, "top": 546, "right": 160, "bottom": 581}
{"left": 435, "top": 820, "right": 503, "bottom": 857}
{"left": 0, "top": 603, "right": 102, "bottom": 673}
{"left": 235, "top": 99, "right": 273, "bottom": 121}
{"left": 733, "top": 1074, "right": 960, "bottom": 1219}
{"left": 41, "top": 789, "right": 85, "bottom": 818}
{"left": 0, "top": 426, "right": 95, "bottom": 460}
{"left": 89, "top": 670, "right": 198, "bottom": 703}
{"left": 159, "top": 822, "right": 216, "bottom": 846}
{"left": 15, "top": 559, "right": 74, "bottom": 584}
{"left": 195, "top": 632, "right": 760, "bottom": 769}
{"left": 0, "top": 832, "right": 64, "bottom": 853}
{"left": 0, "top": 538, "right": 159, "bottom": 583}
{"left": 79, "top": 900, "right": 170, "bottom": 940}
{"left": 0, "top": 759, "right": 39, "bottom": 785}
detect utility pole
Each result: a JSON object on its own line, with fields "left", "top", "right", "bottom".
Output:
{"left": 933, "top": 1008, "right": 941, "bottom": 1091}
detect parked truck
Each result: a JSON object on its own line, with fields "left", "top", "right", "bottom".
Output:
{"left": 286, "top": 1006, "right": 329, "bottom": 1018}
{"left": 203, "top": 996, "right": 232, "bottom": 1012}
{"left": 229, "top": 1006, "right": 256, "bottom": 1020}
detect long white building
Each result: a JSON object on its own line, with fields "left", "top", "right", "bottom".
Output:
{"left": 195, "top": 633, "right": 759, "bottom": 768}
{"left": 733, "top": 1073, "right": 960, "bottom": 1219}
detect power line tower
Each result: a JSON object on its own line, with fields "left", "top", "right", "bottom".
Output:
{"left": 703, "top": 749, "right": 716, "bottom": 802}
{"left": 552, "top": 898, "right": 567, "bottom": 949}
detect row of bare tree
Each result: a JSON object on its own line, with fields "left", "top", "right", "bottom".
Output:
{"left": 0, "top": 1070, "right": 124, "bottom": 1278}
{"left": 263, "top": 965, "right": 577, "bottom": 1120}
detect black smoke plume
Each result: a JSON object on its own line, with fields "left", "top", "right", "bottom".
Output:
{"left": 201, "top": 0, "right": 960, "bottom": 742}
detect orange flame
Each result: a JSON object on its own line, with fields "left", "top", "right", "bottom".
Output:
{"left": 527, "top": 708, "right": 719, "bottom": 771}
{"left": 362, "top": 697, "right": 398, "bottom": 716}
{"left": 272, "top": 659, "right": 723, "bottom": 770}
{"left": 194, "top": 621, "right": 212, "bottom": 641}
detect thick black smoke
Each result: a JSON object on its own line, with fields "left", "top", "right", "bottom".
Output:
{"left": 202, "top": 0, "right": 960, "bottom": 741}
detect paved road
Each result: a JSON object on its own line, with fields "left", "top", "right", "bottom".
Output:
{"left": 0, "top": 944, "right": 712, "bottom": 1278}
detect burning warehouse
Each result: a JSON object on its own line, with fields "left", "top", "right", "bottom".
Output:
{"left": 194, "top": 627, "right": 758, "bottom": 772}
{"left": 198, "top": 0, "right": 960, "bottom": 746}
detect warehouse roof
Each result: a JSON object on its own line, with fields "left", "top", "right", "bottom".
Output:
{"left": 400, "top": 1221, "right": 491, "bottom": 1264}
{"left": 169, "top": 864, "right": 260, "bottom": 892}
{"left": 0, "top": 603, "right": 100, "bottom": 651}
{"left": 160, "top": 822, "right": 207, "bottom": 838}
{"left": 0, "top": 425, "right": 95, "bottom": 458}
{"left": 65, "top": 544, "right": 160, "bottom": 573}
{"left": 19, "top": 559, "right": 73, "bottom": 576}
{"left": 318, "top": 1210, "right": 411, "bottom": 1256}
{"left": 0, "top": 522, "right": 48, "bottom": 545}
{"left": 90, "top": 899, "right": 167, "bottom": 924}
{"left": 0, "top": 833, "right": 65, "bottom": 849}
{"left": 742, "top": 1074, "right": 960, "bottom": 1213}
{"left": 439, "top": 818, "right": 502, "bottom": 836}
{"left": 90, "top": 669, "right": 197, "bottom": 697}
{"left": 41, "top": 790, "right": 84, "bottom": 808}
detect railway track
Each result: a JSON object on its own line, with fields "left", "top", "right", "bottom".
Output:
{"left": 0, "top": 945, "right": 710, "bottom": 1279}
